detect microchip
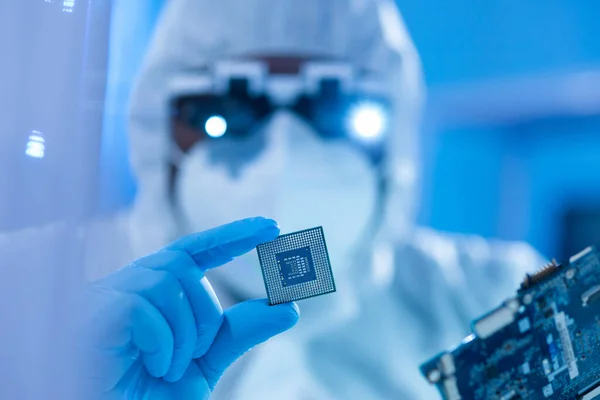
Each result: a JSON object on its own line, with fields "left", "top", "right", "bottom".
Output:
{"left": 276, "top": 247, "right": 317, "bottom": 287}
{"left": 256, "top": 226, "right": 336, "bottom": 305}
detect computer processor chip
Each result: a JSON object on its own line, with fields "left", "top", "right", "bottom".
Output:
{"left": 257, "top": 226, "right": 336, "bottom": 305}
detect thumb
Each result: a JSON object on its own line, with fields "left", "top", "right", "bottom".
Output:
{"left": 197, "top": 299, "right": 299, "bottom": 390}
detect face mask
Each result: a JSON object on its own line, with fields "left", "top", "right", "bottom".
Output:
{"left": 175, "top": 111, "right": 377, "bottom": 298}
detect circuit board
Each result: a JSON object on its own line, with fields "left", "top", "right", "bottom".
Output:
{"left": 420, "top": 246, "right": 600, "bottom": 400}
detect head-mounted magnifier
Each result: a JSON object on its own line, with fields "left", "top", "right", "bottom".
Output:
{"left": 169, "top": 58, "right": 391, "bottom": 166}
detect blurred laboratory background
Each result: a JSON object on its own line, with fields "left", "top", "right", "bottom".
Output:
{"left": 396, "top": 0, "right": 600, "bottom": 261}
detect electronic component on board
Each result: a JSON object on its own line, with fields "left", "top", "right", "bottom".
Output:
{"left": 421, "top": 246, "right": 600, "bottom": 400}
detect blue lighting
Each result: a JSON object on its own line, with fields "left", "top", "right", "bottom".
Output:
{"left": 205, "top": 115, "right": 227, "bottom": 138}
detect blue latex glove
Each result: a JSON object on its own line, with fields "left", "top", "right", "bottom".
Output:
{"left": 81, "top": 217, "right": 299, "bottom": 399}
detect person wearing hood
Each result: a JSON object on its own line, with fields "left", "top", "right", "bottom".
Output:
{"left": 88, "top": 0, "right": 545, "bottom": 398}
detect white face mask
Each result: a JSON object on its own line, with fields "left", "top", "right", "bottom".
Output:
{"left": 175, "top": 111, "right": 377, "bottom": 298}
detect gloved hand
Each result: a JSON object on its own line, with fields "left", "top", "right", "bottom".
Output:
{"left": 80, "top": 217, "right": 299, "bottom": 399}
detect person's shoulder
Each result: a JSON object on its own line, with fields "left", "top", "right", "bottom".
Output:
{"left": 381, "top": 228, "right": 466, "bottom": 291}
{"left": 387, "top": 227, "right": 546, "bottom": 290}
{"left": 392, "top": 227, "right": 461, "bottom": 267}
{"left": 449, "top": 231, "right": 545, "bottom": 273}
{"left": 389, "top": 227, "right": 546, "bottom": 318}
{"left": 399, "top": 227, "right": 544, "bottom": 268}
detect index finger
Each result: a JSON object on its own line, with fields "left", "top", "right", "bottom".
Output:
{"left": 163, "top": 217, "right": 280, "bottom": 272}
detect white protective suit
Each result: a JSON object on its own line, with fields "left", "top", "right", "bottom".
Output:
{"left": 125, "top": 0, "right": 545, "bottom": 398}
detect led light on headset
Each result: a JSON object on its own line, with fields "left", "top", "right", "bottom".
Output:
{"left": 347, "top": 102, "right": 387, "bottom": 141}
{"left": 204, "top": 115, "right": 228, "bottom": 138}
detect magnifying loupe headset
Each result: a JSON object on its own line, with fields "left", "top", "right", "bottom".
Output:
{"left": 169, "top": 56, "right": 392, "bottom": 167}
